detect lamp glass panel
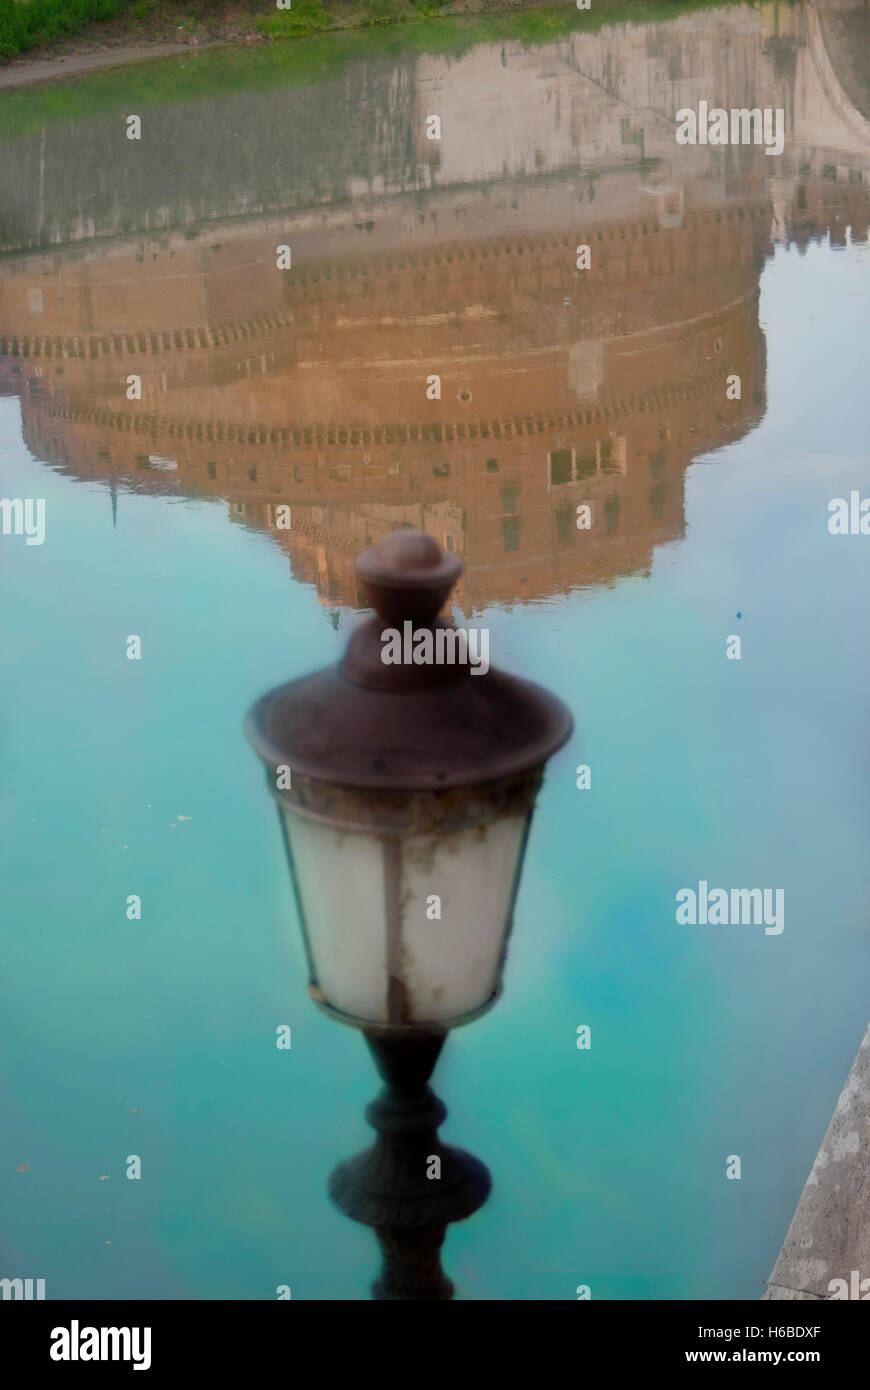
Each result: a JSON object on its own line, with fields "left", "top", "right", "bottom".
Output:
{"left": 398, "top": 814, "right": 529, "bottom": 1021}
{"left": 282, "top": 812, "right": 388, "bottom": 1021}
{"left": 281, "top": 807, "right": 529, "bottom": 1026}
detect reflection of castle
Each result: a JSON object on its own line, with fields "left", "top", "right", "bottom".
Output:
{"left": 0, "top": 168, "right": 772, "bottom": 612}
{"left": 1, "top": 0, "right": 868, "bottom": 613}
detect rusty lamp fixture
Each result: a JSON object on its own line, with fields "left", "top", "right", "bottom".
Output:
{"left": 245, "top": 530, "right": 572, "bottom": 1298}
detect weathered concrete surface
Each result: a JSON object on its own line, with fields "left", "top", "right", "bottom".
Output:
{"left": 763, "top": 1023, "right": 870, "bottom": 1300}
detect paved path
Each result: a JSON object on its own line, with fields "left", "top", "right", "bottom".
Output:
{"left": 0, "top": 39, "right": 232, "bottom": 89}
{"left": 763, "top": 1022, "right": 870, "bottom": 1300}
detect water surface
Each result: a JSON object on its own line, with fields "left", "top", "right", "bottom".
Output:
{"left": 1, "top": 0, "right": 869, "bottom": 1299}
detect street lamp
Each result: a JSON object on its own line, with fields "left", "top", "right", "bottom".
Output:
{"left": 245, "top": 530, "right": 573, "bottom": 1297}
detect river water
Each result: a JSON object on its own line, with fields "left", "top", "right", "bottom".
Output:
{"left": 1, "top": 0, "right": 869, "bottom": 1299}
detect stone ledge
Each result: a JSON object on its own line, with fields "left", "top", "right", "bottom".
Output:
{"left": 762, "top": 1023, "right": 870, "bottom": 1301}
{"left": 763, "top": 1282, "right": 825, "bottom": 1302}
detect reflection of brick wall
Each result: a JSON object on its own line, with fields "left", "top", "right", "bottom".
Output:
{"left": 0, "top": 192, "right": 771, "bottom": 429}
{"left": 0, "top": 166, "right": 798, "bottom": 615}
{"left": 0, "top": 171, "right": 772, "bottom": 612}
{"left": 0, "top": 234, "right": 290, "bottom": 340}
{"left": 7, "top": 253, "right": 765, "bottom": 615}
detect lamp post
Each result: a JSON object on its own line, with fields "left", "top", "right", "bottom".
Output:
{"left": 245, "top": 530, "right": 572, "bottom": 1298}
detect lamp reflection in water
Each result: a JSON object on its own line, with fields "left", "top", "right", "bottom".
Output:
{"left": 245, "top": 530, "right": 573, "bottom": 1298}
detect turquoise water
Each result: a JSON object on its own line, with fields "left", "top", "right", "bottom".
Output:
{"left": 2, "top": 2, "right": 869, "bottom": 1299}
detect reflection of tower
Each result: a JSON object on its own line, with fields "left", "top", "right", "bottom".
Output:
{"left": 0, "top": 168, "right": 771, "bottom": 614}
{"left": 3, "top": 1, "right": 869, "bottom": 611}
